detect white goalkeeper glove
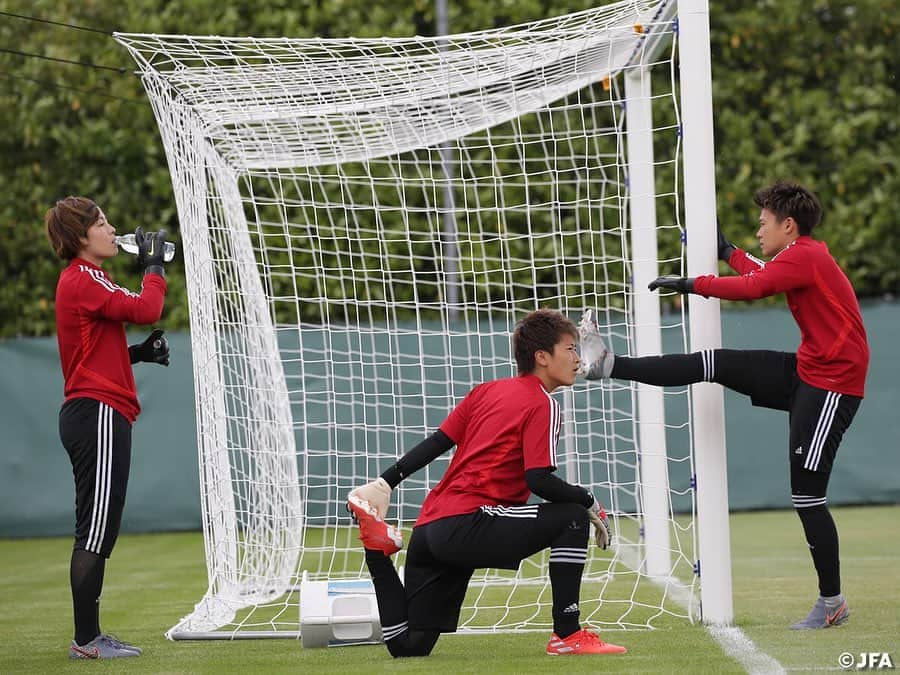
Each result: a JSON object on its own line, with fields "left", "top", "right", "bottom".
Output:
{"left": 578, "top": 310, "right": 614, "bottom": 380}
{"left": 348, "top": 477, "right": 392, "bottom": 519}
{"left": 587, "top": 497, "right": 611, "bottom": 550}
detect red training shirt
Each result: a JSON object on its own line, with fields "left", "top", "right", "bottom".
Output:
{"left": 54, "top": 258, "right": 167, "bottom": 422}
{"left": 415, "top": 374, "right": 560, "bottom": 526}
{"left": 692, "top": 236, "right": 868, "bottom": 397}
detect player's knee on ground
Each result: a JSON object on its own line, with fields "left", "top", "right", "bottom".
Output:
{"left": 386, "top": 629, "right": 440, "bottom": 658}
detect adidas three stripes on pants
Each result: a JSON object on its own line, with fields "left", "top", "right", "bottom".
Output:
{"left": 59, "top": 397, "right": 133, "bottom": 558}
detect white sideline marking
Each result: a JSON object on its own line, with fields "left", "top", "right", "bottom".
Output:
{"left": 614, "top": 542, "right": 785, "bottom": 674}
{"left": 707, "top": 625, "right": 786, "bottom": 675}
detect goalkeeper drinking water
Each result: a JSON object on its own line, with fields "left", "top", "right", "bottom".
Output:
{"left": 347, "top": 309, "right": 625, "bottom": 657}
{"left": 46, "top": 197, "right": 171, "bottom": 659}
{"left": 580, "top": 180, "right": 868, "bottom": 630}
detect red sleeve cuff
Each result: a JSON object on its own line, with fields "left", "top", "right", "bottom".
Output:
{"left": 692, "top": 275, "right": 713, "bottom": 298}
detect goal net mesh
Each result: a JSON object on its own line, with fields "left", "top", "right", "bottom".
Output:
{"left": 116, "top": 0, "right": 699, "bottom": 638}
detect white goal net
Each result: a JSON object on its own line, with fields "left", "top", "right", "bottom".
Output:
{"left": 117, "top": 0, "right": 715, "bottom": 640}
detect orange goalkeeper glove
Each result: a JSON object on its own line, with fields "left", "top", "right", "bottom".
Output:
{"left": 348, "top": 477, "right": 392, "bottom": 519}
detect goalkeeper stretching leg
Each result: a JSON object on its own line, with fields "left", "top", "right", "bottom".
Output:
{"left": 610, "top": 349, "right": 795, "bottom": 408}
{"left": 613, "top": 348, "right": 861, "bottom": 629}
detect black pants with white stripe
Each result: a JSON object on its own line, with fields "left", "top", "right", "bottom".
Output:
{"left": 59, "top": 397, "right": 132, "bottom": 558}
{"left": 612, "top": 349, "right": 862, "bottom": 596}
{"left": 367, "top": 502, "right": 589, "bottom": 657}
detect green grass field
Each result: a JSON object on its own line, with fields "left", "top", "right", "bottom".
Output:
{"left": 2, "top": 505, "right": 897, "bottom": 673}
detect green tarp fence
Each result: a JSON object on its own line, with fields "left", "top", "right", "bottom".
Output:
{"left": 2, "top": 301, "right": 896, "bottom": 537}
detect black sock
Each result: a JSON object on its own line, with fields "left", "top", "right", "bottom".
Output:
{"left": 364, "top": 549, "right": 408, "bottom": 636}
{"left": 612, "top": 353, "right": 705, "bottom": 386}
{"left": 549, "top": 560, "right": 583, "bottom": 638}
{"left": 796, "top": 505, "right": 840, "bottom": 597}
{"left": 548, "top": 516, "right": 589, "bottom": 639}
{"left": 70, "top": 548, "right": 105, "bottom": 646}
{"left": 364, "top": 549, "right": 441, "bottom": 657}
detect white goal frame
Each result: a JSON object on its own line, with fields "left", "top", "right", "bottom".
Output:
{"left": 116, "top": 0, "right": 732, "bottom": 640}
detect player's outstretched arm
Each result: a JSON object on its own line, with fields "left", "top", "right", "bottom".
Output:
{"left": 645, "top": 221, "right": 741, "bottom": 296}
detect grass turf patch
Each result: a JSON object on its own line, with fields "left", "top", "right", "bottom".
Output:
{"left": 1, "top": 505, "right": 897, "bottom": 673}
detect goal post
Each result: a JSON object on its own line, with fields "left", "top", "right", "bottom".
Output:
{"left": 678, "top": 0, "right": 734, "bottom": 625}
{"left": 115, "top": 0, "right": 732, "bottom": 640}
{"left": 624, "top": 63, "right": 672, "bottom": 580}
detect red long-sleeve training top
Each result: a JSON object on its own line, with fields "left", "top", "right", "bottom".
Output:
{"left": 692, "top": 236, "right": 868, "bottom": 397}
{"left": 416, "top": 374, "right": 561, "bottom": 526}
{"left": 54, "top": 258, "right": 167, "bottom": 422}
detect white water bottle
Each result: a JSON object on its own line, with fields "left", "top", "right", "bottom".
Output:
{"left": 116, "top": 233, "right": 176, "bottom": 262}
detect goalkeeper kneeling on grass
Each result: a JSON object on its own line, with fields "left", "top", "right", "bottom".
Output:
{"left": 347, "top": 309, "right": 625, "bottom": 657}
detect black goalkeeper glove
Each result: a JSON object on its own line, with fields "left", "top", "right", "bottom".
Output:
{"left": 717, "top": 219, "right": 736, "bottom": 262}
{"left": 135, "top": 226, "right": 168, "bottom": 277}
{"left": 129, "top": 328, "right": 170, "bottom": 366}
{"left": 648, "top": 275, "right": 695, "bottom": 294}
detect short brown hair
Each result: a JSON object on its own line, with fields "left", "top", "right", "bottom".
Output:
{"left": 45, "top": 196, "right": 100, "bottom": 260}
{"left": 753, "top": 181, "right": 822, "bottom": 235}
{"left": 513, "top": 308, "right": 578, "bottom": 374}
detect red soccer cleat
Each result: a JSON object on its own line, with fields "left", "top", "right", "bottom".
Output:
{"left": 347, "top": 494, "right": 403, "bottom": 555}
{"left": 546, "top": 628, "right": 627, "bottom": 655}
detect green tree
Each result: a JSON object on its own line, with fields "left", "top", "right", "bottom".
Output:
{"left": 710, "top": 0, "right": 900, "bottom": 294}
{"left": 1, "top": 0, "right": 896, "bottom": 338}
